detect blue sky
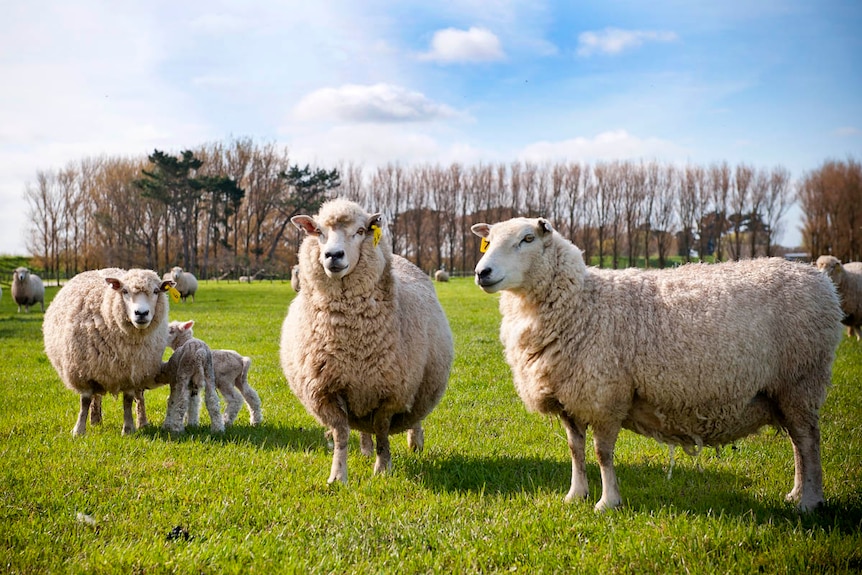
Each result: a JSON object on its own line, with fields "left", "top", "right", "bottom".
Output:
{"left": 1, "top": 0, "right": 860, "bottom": 254}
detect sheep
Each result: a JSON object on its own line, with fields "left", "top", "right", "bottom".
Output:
{"left": 472, "top": 217, "right": 843, "bottom": 512}
{"left": 280, "top": 198, "right": 454, "bottom": 484}
{"left": 43, "top": 268, "right": 174, "bottom": 436}
{"left": 816, "top": 255, "right": 862, "bottom": 340}
{"left": 155, "top": 320, "right": 224, "bottom": 433}
{"left": 164, "top": 320, "right": 262, "bottom": 426}
{"left": 165, "top": 266, "right": 198, "bottom": 302}
{"left": 290, "top": 264, "right": 301, "bottom": 292}
{"left": 12, "top": 267, "right": 45, "bottom": 312}
{"left": 434, "top": 268, "right": 450, "bottom": 282}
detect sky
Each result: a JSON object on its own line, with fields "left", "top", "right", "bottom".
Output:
{"left": 1, "top": 0, "right": 860, "bottom": 255}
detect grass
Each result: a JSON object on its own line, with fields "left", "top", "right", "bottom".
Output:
{"left": 1, "top": 277, "right": 861, "bottom": 574}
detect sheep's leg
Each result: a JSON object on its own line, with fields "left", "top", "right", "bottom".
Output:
{"left": 238, "top": 367, "right": 263, "bottom": 426}
{"left": 781, "top": 405, "right": 824, "bottom": 511}
{"left": 560, "top": 412, "right": 589, "bottom": 502}
{"left": 372, "top": 411, "right": 394, "bottom": 475}
{"left": 163, "top": 382, "right": 188, "bottom": 433}
{"left": 328, "top": 423, "right": 350, "bottom": 484}
{"left": 359, "top": 433, "right": 374, "bottom": 457}
{"left": 407, "top": 423, "right": 424, "bottom": 453}
{"left": 135, "top": 390, "right": 148, "bottom": 428}
{"left": 186, "top": 389, "right": 202, "bottom": 426}
{"left": 89, "top": 394, "right": 102, "bottom": 426}
{"left": 72, "top": 394, "right": 92, "bottom": 437}
{"left": 592, "top": 422, "right": 622, "bottom": 511}
{"left": 219, "top": 380, "right": 243, "bottom": 427}
{"left": 204, "top": 379, "right": 224, "bottom": 433}
{"left": 121, "top": 392, "right": 136, "bottom": 435}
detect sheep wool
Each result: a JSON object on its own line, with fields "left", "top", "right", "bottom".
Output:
{"left": 816, "top": 255, "right": 862, "bottom": 340}
{"left": 473, "top": 217, "right": 843, "bottom": 512}
{"left": 281, "top": 198, "right": 454, "bottom": 484}
{"left": 12, "top": 267, "right": 45, "bottom": 312}
{"left": 43, "top": 268, "right": 173, "bottom": 436}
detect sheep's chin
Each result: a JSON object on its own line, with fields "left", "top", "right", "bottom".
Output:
{"left": 131, "top": 319, "right": 152, "bottom": 330}
{"left": 324, "top": 264, "right": 350, "bottom": 280}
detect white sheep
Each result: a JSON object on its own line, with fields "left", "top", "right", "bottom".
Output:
{"left": 165, "top": 266, "right": 198, "bottom": 302}
{"left": 43, "top": 268, "right": 174, "bottom": 436}
{"left": 12, "top": 267, "right": 45, "bottom": 312}
{"left": 472, "top": 217, "right": 843, "bottom": 512}
{"left": 164, "top": 320, "right": 262, "bottom": 426}
{"left": 290, "top": 264, "right": 301, "bottom": 292}
{"left": 281, "top": 198, "right": 454, "bottom": 484}
{"left": 434, "top": 268, "right": 450, "bottom": 282}
{"left": 155, "top": 320, "right": 224, "bottom": 433}
{"left": 816, "top": 255, "right": 862, "bottom": 340}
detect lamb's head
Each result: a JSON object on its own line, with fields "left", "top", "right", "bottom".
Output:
{"left": 13, "top": 267, "right": 30, "bottom": 283}
{"left": 815, "top": 255, "right": 844, "bottom": 283}
{"left": 166, "top": 320, "right": 195, "bottom": 349}
{"left": 170, "top": 267, "right": 184, "bottom": 282}
{"left": 105, "top": 269, "right": 173, "bottom": 329}
{"left": 471, "top": 217, "right": 556, "bottom": 294}
{"left": 292, "top": 198, "right": 384, "bottom": 281}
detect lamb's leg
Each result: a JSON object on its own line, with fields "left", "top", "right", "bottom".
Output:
{"left": 560, "top": 412, "right": 589, "bottom": 502}
{"left": 407, "top": 423, "right": 424, "bottom": 453}
{"left": 89, "top": 394, "right": 102, "bottom": 426}
{"left": 121, "top": 392, "right": 136, "bottom": 435}
{"left": 135, "top": 390, "right": 148, "bottom": 428}
{"left": 359, "top": 433, "right": 374, "bottom": 457}
{"left": 219, "top": 379, "right": 243, "bottom": 427}
{"left": 163, "top": 382, "right": 188, "bottom": 433}
{"left": 781, "top": 404, "right": 824, "bottom": 511}
{"left": 238, "top": 362, "right": 263, "bottom": 426}
{"left": 186, "top": 389, "right": 202, "bottom": 426}
{"left": 592, "top": 422, "right": 622, "bottom": 511}
{"left": 72, "top": 394, "right": 92, "bottom": 437}
{"left": 204, "top": 378, "right": 224, "bottom": 433}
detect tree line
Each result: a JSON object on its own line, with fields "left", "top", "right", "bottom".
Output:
{"left": 23, "top": 136, "right": 855, "bottom": 283}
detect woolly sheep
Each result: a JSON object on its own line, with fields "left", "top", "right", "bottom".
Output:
{"left": 290, "top": 265, "right": 301, "bottom": 292}
{"left": 281, "top": 198, "right": 454, "bottom": 484}
{"left": 12, "top": 267, "right": 45, "bottom": 312}
{"left": 43, "top": 268, "right": 174, "bottom": 436}
{"left": 472, "top": 217, "right": 843, "bottom": 512}
{"left": 164, "top": 320, "right": 262, "bottom": 426}
{"left": 816, "top": 255, "right": 862, "bottom": 340}
{"left": 165, "top": 266, "right": 198, "bottom": 302}
{"left": 155, "top": 320, "right": 223, "bottom": 433}
{"left": 434, "top": 268, "right": 450, "bottom": 282}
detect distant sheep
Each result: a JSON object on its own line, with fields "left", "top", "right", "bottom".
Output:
{"left": 164, "top": 320, "right": 262, "bottom": 426}
{"left": 434, "top": 269, "right": 450, "bottom": 282}
{"left": 473, "top": 217, "right": 843, "bottom": 512}
{"left": 43, "top": 268, "right": 173, "bottom": 436}
{"left": 165, "top": 267, "right": 198, "bottom": 302}
{"left": 816, "top": 255, "right": 862, "bottom": 340}
{"left": 12, "top": 267, "right": 44, "bottom": 312}
{"left": 155, "top": 320, "right": 223, "bottom": 433}
{"left": 281, "top": 198, "right": 454, "bottom": 484}
{"left": 290, "top": 265, "right": 301, "bottom": 292}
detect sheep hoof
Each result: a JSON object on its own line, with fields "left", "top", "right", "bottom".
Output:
{"left": 121, "top": 424, "right": 136, "bottom": 436}
{"left": 407, "top": 427, "right": 424, "bottom": 452}
{"left": 71, "top": 426, "right": 86, "bottom": 437}
{"left": 594, "top": 498, "right": 622, "bottom": 512}
{"left": 359, "top": 433, "right": 374, "bottom": 457}
{"left": 564, "top": 489, "right": 589, "bottom": 503}
{"left": 373, "top": 457, "right": 392, "bottom": 475}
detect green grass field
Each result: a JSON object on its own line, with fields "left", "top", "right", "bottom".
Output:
{"left": 1, "top": 278, "right": 860, "bottom": 574}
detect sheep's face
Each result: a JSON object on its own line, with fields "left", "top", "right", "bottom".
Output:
{"left": 13, "top": 268, "right": 29, "bottom": 283}
{"left": 105, "top": 271, "right": 173, "bottom": 330}
{"left": 472, "top": 218, "right": 553, "bottom": 293}
{"left": 171, "top": 267, "right": 184, "bottom": 282}
{"left": 167, "top": 320, "right": 195, "bottom": 349}
{"left": 292, "top": 210, "right": 383, "bottom": 281}
{"left": 815, "top": 255, "right": 843, "bottom": 283}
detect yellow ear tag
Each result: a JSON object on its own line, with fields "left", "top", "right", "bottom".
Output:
{"left": 371, "top": 224, "right": 382, "bottom": 247}
{"left": 480, "top": 237, "right": 490, "bottom": 253}
{"left": 168, "top": 286, "right": 181, "bottom": 303}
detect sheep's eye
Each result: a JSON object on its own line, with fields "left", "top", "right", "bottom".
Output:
{"left": 357, "top": 227, "right": 366, "bottom": 236}
{"left": 522, "top": 234, "right": 535, "bottom": 244}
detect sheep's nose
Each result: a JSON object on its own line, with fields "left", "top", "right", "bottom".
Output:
{"left": 325, "top": 249, "right": 345, "bottom": 260}
{"left": 476, "top": 267, "right": 493, "bottom": 280}
{"left": 135, "top": 309, "right": 149, "bottom": 319}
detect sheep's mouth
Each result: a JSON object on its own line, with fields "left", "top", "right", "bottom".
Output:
{"left": 132, "top": 319, "right": 152, "bottom": 329}
{"left": 476, "top": 276, "right": 503, "bottom": 292}
{"left": 324, "top": 262, "right": 349, "bottom": 277}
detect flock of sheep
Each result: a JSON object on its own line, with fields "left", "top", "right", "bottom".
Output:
{"left": 10, "top": 197, "right": 862, "bottom": 512}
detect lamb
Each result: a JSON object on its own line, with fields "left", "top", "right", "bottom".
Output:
{"left": 163, "top": 320, "right": 262, "bottom": 426}
{"left": 815, "top": 255, "right": 862, "bottom": 340}
{"left": 472, "top": 217, "right": 843, "bottom": 512}
{"left": 43, "top": 268, "right": 174, "bottom": 436}
{"left": 155, "top": 320, "right": 224, "bottom": 433}
{"left": 165, "top": 266, "right": 198, "bottom": 302}
{"left": 12, "top": 267, "right": 45, "bottom": 312}
{"left": 290, "top": 265, "right": 301, "bottom": 292}
{"left": 280, "top": 198, "right": 454, "bottom": 484}
{"left": 434, "top": 268, "right": 450, "bottom": 282}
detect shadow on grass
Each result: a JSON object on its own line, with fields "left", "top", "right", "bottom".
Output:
{"left": 136, "top": 421, "right": 327, "bottom": 452}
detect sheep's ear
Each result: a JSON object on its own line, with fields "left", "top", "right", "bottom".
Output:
{"left": 367, "top": 213, "right": 383, "bottom": 229}
{"left": 471, "top": 223, "right": 491, "bottom": 238}
{"left": 292, "top": 215, "right": 321, "bottom": 236}
{"left": 537, "top": 218, "right": 554, "bottom": 236}
{"left": 105, "top": 277, "right": 123, "bottom": 291}
{"left": 159, "top": 280, "right": 174, "bottom": 292}
{"left": 182, "top": 320, "right": 194, "bottom": 330}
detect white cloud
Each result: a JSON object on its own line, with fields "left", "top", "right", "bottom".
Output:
{"left": 293, "top": 83, "right": 458, "bottom": 123}
{"left": 833, "top": 126, "right": 860, "bottom": 137}
{"left": 418, "top": 26, "right": 505, "bottom": 63}
{"left": 577, "top": 28, "right": 678, "bottom": 57}
{"left": 518, "top": 130, "right": 686, "bottom": 163}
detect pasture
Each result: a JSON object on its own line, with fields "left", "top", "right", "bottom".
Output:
{"left": 1, "top": 277, "right": 860, "bottom": 573}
